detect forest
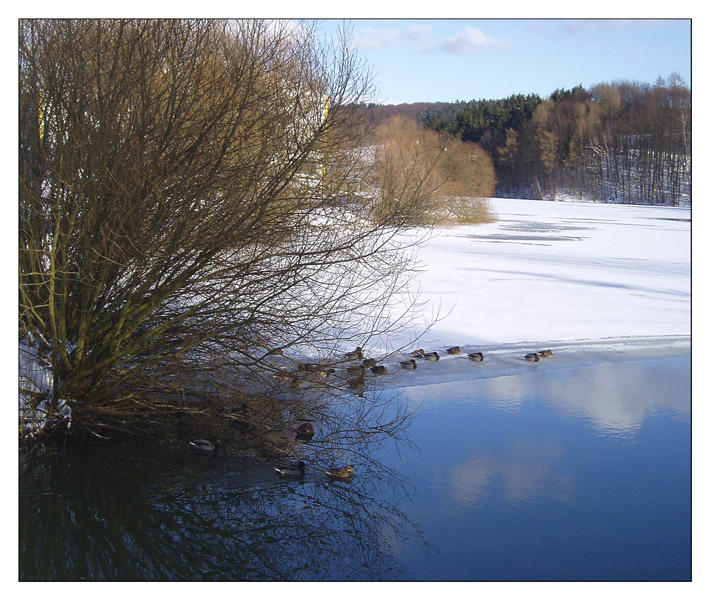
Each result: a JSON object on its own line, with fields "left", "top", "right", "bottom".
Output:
{"left": 367, "top": 74, "right": 691, "bottom": 205}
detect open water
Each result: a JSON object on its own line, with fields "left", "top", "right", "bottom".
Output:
{"left": 19, "top": 349, "right": 691, "bottom": 581}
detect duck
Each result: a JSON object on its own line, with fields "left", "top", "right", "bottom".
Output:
{"left": 423, "top": 351, "right": 440, "bottom": 361}
{"left": 274, "top": 460, "right": 306, "bottom": 477}
{"left": 348, "top": 371, "right": 366, "bottom": 388}
{"left": 538, "top": 349, "right": 554, "bottom": 358}
{"left": 344, "top": 346, "right": 364, "bottom": 360}
{"left": 297, "top": 362, "right": 318, "bottom": 372}
{"left": 362, "top": 358, "right": 377, "bottom": 368}
{"left": 310, "top": 367, "right": 335, "bottom": 381}
{"left": 400, "top": 359, "right": 417, "bottom": 370}
{"left": 410, "top": 349, "right": 426, "bottom": 358}
{"left": 190, "top": 437, "right": 218, "bottom": 454}
{"left": 370, "top": 365, "right": 388, "bottom": 375}
{"left": 295, "top": 421, "right": 315, "bottom": 439}
{"left": 326, "top": 465, "right": 355, "bottom": 480}
{"left": 347, "top": 364, "right": 365, "bottom": 375}
{"left": 525, "top": 353, "right": 540, "bottom": 362}
{"left": 468, "top": 352, "right": 484, "bottom": 362}
{"left": 289, "top": 377, "right": 305, "bottom": 389}
{"left": 446, "top": 346, "right": 462, "bottom": 355}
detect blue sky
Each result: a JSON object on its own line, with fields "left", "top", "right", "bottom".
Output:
{"left": 320, "top": 19, "right": 691, "bottom": 104}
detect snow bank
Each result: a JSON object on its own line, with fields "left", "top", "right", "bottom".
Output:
{"left": 390, "top": 197, "right": 690, "bottom": 351}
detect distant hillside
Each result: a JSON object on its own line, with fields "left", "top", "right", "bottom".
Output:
{"left": 361, "top": 75, "right": 691, "bottom": 206}
{"left": 362, "top": 99, "right": 496, "bottom": 125}
{"left": 362, "top": 102, "right": 459, "bottom": 124}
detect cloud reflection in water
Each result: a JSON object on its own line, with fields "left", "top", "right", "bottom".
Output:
{"left": 486, "top": 356, "right": 690, "bottom": 437}
{"left": 447, "top": 439, "right": 575, "bottom": 509}
{"left": 400, "top": 354, "right": 689, "bottom": 512}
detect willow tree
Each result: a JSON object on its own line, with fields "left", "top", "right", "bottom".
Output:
{"left": 19, "top": 19, "right": 426, "bottom": 447}
{"left": 368, "top": 116, "right": 495, "bottom": 226}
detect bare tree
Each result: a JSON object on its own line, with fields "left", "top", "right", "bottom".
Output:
{"left": 366, "top": 116, "right": 495, "bottom": 226}
{"left": 19, "top": 19, "right": 429, "bottom": 451}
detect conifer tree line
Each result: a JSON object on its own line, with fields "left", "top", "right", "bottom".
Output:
{"left": 416, "top": 74, "right": 691, "bottom": 205}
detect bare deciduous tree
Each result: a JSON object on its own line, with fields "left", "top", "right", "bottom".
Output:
{"left": 18, "top": 19, "right": 429, "bottom": 452}
{"left": 366, "top": 116, "right": 495, "bottom": 226}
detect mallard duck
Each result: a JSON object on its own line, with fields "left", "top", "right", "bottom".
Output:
{"left": 400, "top": 359, "right": 417, "bottom": 370}
{"left": 424, "top": 351, "right": 440, "bottom": 361}
{"left": 446, "top": 346, "right": 462, "bottom": 355}
{"left": 410, "top": 348, "right": 425, "bottom": 358}
{"left": 525, "top": 353, "right": 540, "bottom": 362}
{"left": 289, "top": 377, "right": 305, "bottom": 389}
{"left": 370, "top": 365, "right": 388, "bottom": 375}
{"left": 326, "top": 465, "right": 355, "bottom": 480}
{"left": 297, "top": 362, "right": 318, "bottom": 372}
{"left": 274, "top": 460, "right": 306, "bottom": 477}
{"left": 295, "top": 421, "right": 315, "bottom": 438}
{"left": 347, "top": 364, "right": 365, "bottom": 375}
{"left": 308, "top": 367, "right": 335, "bottom": 382}
{"left": 468, "top": 352, "right": 484, "bottom": 362}
{"left": 538, "top": 349, "right": 554, "bottom": 358}
{"left": 190, "top": 437, "right": 218, "bottom": 453}
{"left": 348, "top": 371, "right": 366, "bottom": 388}
{"left": 344, "top": 346, "right": 364, "bottom": 360}
{"left": 362, "top": 358, "right": 377, "bottom": 368}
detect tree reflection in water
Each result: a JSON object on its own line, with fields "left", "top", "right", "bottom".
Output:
{"left": 19, "top": 438, "right": 422, "bottom": 581}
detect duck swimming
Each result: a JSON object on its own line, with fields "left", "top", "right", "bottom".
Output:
{"left": 274, "top": 460, "right": 306, "bottom": 477}
{"left": 446, "top": 346, "right": 462, "bottom": 355}
{"left": 190, "top": 438, "right": 218, "bottom": 454}
{"left": 423, "top": 352, "right": 440, "bottom": 361}
{"left": 295, "top": 421, "right": 315, "bottom": 439}
{"left": 468, "top": 352, "right": 484, "bottom": 362}
{"left": 326, "top": 465, "right": 355, "bottom": 480}
{"left": 525, "top": 353, "right": 540, "bottom": 362}
{"left": 400, "top": 359, "right": 417, "bottom": 370}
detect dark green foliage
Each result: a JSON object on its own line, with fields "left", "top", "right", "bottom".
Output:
{"left": 423, "top": 94, "right": 543, "bottom": 149}
{"left": 416, "top": 78, "right": 690, "bottom": 204}
{"left": 549, "top": 84, "right": 587, "bottom": 104}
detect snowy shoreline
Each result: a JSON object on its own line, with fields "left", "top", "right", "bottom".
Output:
{"left": 377, "top": 197, "right": 690, "bottom": 351}
{"left": 355, "top": 196, "right": 691, "bottom": 390}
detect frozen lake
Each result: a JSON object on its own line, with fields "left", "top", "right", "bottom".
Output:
{"left": 387, "top": 198, "right": 690, "bottom": 351}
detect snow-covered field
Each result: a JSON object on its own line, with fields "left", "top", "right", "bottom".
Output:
{"left": 392, "top": 197, "right": 690, "bottom": 355}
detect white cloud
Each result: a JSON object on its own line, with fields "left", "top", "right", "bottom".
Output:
{"left": 440, "top": 25, "right": 510, "bottom": 53}
{"left": 351, "top": 22, "right": 511, "bottom": 55}
{"left": 352, "top": 24, "right": 434, "bottom": 52}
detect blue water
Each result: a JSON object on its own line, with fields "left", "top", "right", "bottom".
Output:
{"left": 18, "top": 353, "right": 691, "bottom": 581}
{"left": 374, "top": 355, "right": 691, "bottom": 580}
